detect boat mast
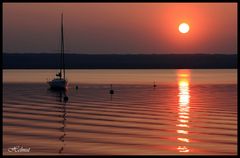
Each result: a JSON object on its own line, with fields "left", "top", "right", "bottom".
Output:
{"left": 59, "top": 14, "right": 63, "bottom": 79}
{"left": 61, "top": 13, "right": 65, "bottom": 80}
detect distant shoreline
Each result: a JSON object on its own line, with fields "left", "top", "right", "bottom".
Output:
{"left": 3, "top": 53, "right": 237, "bottom": 69}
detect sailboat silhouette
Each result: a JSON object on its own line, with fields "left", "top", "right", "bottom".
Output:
{"left": 48, "top": 13, "right": 68, "bottom": 90}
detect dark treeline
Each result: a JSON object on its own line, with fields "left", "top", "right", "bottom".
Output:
{"left": 2, "top": 53, "right": 237, "bottom": 69}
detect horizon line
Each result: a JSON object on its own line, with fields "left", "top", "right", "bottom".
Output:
{"left": 3, "top": 53, "right": 237, "bottom": 55}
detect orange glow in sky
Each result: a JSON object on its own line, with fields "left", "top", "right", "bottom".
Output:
{"left": 3, "top": 3, "right": 237, "bottom": 54}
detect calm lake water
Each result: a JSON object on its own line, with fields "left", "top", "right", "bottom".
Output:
{"left": 3, "top": 69, "right": 237, "bottom": 155}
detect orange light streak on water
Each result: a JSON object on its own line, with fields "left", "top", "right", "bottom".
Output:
{"left": 176, "top": 70, "right": 191, "bottom": 153}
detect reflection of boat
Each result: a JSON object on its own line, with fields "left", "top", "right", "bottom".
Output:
{"left": 47, "top": 89, "right": 67, "bottom": 154}
{"left": 59, "top": 97, "right": 67, "bottom": 154}
{"left": 48, "top": 13, "right": 68, "bottom": 90}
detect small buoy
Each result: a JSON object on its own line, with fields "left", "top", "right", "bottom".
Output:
{"left": 109, "top": 84, "right": 114, "bottom": 94}
{"left": 110, "top": 89, "right": 114, "bottom": 94}
{"left": 75, "top": 85, "right": 78, "bottom": 90}
{"left": 153, "top": 81, "right": 157, "bottom": 88}
{"left": 64, "top": 96, "right": 68, "bottom": 102}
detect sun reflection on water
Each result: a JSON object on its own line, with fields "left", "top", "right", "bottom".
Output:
{"left": 176, "top": 70, "right": 191, "bottom": 153}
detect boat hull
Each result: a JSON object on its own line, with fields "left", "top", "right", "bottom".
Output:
{"left": 48, "top": 79, "right": 68, "bottom": 90}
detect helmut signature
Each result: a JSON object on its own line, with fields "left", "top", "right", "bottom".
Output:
{"left": 8, "top": 146, "right": 31, "bottom": 152}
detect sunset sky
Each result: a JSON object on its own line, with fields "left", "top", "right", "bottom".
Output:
{"left": 3, "top": 3, "right": 237, "bottom": 54}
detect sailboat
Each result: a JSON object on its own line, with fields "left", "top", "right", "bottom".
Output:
{"left": 48, "top": 13, "right": 68, "bottom": 90}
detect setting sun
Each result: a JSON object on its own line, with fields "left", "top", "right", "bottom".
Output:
{"left": 179, "top": 23, "right": 190, "bottom": 34}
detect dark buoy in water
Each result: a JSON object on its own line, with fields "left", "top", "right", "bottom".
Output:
{"left": 153, "top": 81, "right": 157, "bottom": 88}
{"left": 75, "top": 85, "right": 78, "bottom": 90}
{"left": 109, "top": 84, "right": 114, "bottom": 94}
{"left": 64, "top": 95, "right": 68, "bottom": 102}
